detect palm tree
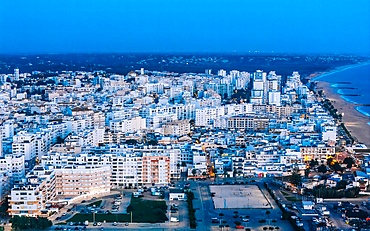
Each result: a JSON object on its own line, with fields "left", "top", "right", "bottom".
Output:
{"left": 223, "top": 169, "right": 228, "bottom": 181}
{"left": 181, "top": 162, "right": 187, "bottom": 180}
{"left": 176, "top": 163, "right": 180, "bottom": 179}
{"left": 233, "top": 167, "right": 237, "bottom": 182}
{"left": 202, "top": 171, "right": 207, "bottom": 178}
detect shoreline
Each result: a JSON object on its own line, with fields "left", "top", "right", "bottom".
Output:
{"left": 316, "top": 81, "right": 370, "bottom": 147}
{"left": 311, "top": 60, "right": 370, "bottom": 81}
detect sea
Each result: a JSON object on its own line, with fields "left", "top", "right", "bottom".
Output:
{"left": 313, "top": 62, "right": 370, "bottom": 125}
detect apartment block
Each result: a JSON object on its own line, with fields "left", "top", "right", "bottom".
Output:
{"left": 54, "top": 165, "right": 111, "bottom": 197}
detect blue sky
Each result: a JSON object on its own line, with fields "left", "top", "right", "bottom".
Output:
{"left": 0, "top": 0, "right": 369, "bottom": 55}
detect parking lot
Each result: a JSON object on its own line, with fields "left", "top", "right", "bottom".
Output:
{"left": 50, "top": 186, "right": 190, "bottom": 230}
{"left": 210, "top": 185, "right": 271, "bottom": 209}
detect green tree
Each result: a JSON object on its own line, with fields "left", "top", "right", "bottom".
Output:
{"left": 176, "top": 163, "right": 181, "bottom": 179}
{"left": 327, "top": 157, "right": 334, "bottom": 166}
{"left": 336, "top": 180, "right": 348, "bottom": 190}
{"left": 233, "top": 167, "right": 237, "bottom": 181}
{"left": 304, "top": 168, "right": 310, "bottom": 178}
{"left": 0, "top": 197, "right": 9, "bottom": 218}
{"left": 318, "top": 164, "right": 327, "bottom": 174}
{"left": 11, "top": 216, "right": 52, "bottom": 230}
{"left": 343, "top": 157, "right": 355, "bottom": 169}
{"left": 309, "top": 159, "right": 319, "bottom": 168}
{"left": 223, "top": 169, "right": 228, "bottom": 180}
{"left": 333, "top": 162, "right": 344, "bottom": 173}
{"left": 192, "top": 169, "right": 197, "bottom": 177}
{"left": 289, "top": 169, "right": 302, "bottom": 186}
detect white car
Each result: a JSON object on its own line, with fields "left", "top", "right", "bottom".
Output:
{"left": 97, "top": 222, "right": 102, "bottom": 226}
{"left": 242, "top": 218, "right": 249, "bottom": 222}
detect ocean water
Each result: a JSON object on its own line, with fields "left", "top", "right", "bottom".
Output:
{"left": 313, "top": 62, "right": 370, "bottom": 119}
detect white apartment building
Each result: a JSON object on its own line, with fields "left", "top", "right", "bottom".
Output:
{"left": 321, "top": 125, "right": 337, "bottom": 142}
{"left": 1, "top": 120, "right": 14, "bottom": 139}
{"left": 83, "top": 128, "right": 105, "bottom": 147}
{"left": 9, "top": 167, "right": 56, "bottom": 217}
{"left": 235, "top": 75, "right": 250, "bottom": 89}
{"left": 12, "top": 131, "right": 36, "bottom": 171}
{"left": 217, "top": 69, "right": 227, "bottom": 77}
{"left": 35, "top": 130, "right": 52, "bottom": 159}
{"left": 251, "top": 70, "right": 267, "bottom": 104}
{"left": 191, "top": 151, "right": 207, "bottom": 176}
{"left": 0, "top": 154, "right": 25, "bottom": 186}
{"left": 42, "top": 144, "right": 186, "bottom": 187}
{"left": 286, "top": 71, "right": 302, "bottom": 90}
{"left": 47, "top": 121, "right": 71, "bottom": 144}
{"left": 142, "top": 104, "right": 195, "bottom": 120}
{"left": 227, "top": 116, "right": 269, "bottom": 131}
{"left": 146, "top": 113, "right": 177, "bottom": 129}
{"left": 9, "top": 184, "right": 44, "bottom": 217}
{"left": 145, "top": 83, "right": 164, "bottom": 94}
{"left": 54, "top": 165, "right": 111, "bottom": 197}
{"left": 195, "top": 106, "right": 225, "bottom": 127}
{"left": 109, "top": 116, "right": 146, "bottom": 133}
{"left": 68, "top": 117, "right": 93, "bottom": 133}
{"left": 300, "top": 145, "right": 336, "bottom": 162}
{"left": 106, "top": 109, "right": 140, "bottom": 122}
{"left": 268, "top": 91, "right": 281, "bottom": 106}
{"left": 161, "top": 120, "right": 190, "bottom": 137}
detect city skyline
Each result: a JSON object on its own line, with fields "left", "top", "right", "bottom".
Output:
{"left": 1, "top": 1, "right": 370, "bottom": 230}
{"left": 1, "top": 0, "right": 369, "bottom": 55}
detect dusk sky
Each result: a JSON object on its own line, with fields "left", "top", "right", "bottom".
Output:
{"left": 1, "top": 0, "right": 369, "bottom": 55}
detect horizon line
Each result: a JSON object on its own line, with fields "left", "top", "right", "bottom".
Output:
{"left": 0, "top": 51, "right": 369, "bottom": 57}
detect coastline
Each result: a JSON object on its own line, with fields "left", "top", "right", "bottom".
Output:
{"left": 311, "top": 61, "right": 370, "bottom": 81}
{"left": 316, "top": 81, "right": 370, "bottom": 147}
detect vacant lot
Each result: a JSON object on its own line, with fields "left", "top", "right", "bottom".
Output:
{"left": 68, "top": 197, "right": 168, "bottom": 223}
{"left": 210, "top": 185, "right": 271, "bottom": 209}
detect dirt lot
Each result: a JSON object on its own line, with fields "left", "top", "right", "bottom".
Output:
{"left": 210, "top": 185, "right": 271, "bottom": 209}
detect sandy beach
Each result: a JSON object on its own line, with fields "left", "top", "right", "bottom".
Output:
{"left": 316, "top": 81, "right": 370, "bottom": 147}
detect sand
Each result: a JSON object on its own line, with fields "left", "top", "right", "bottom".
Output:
{"left": 316, "top": 81, "right": 370, "bottom": 147}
